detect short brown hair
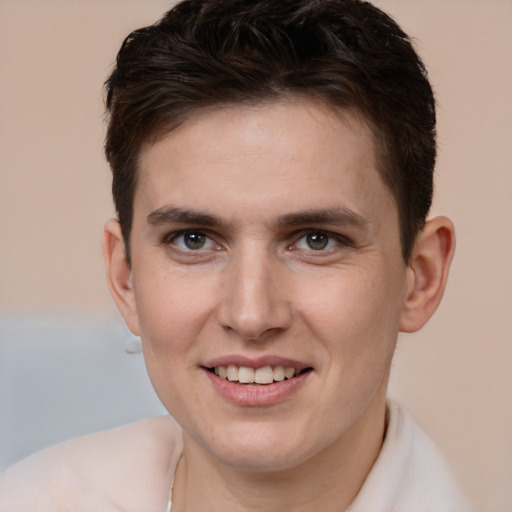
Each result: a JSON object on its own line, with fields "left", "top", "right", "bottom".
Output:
{"left": 105, "top": 0, "right": 436, "bottom": 262}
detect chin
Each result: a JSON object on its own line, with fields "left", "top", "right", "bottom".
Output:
{"left": 217, "top": 447, "right": 308, "bottom": 473}
{"left": 201, "top": 422, "right": 317, "bottom": 472}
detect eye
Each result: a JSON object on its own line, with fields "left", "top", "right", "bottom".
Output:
{"left": 170, "top": 231, "right": 216, "bottom": 251}
{"left": 294, "top": 231, "right": 341, "bottom": 251}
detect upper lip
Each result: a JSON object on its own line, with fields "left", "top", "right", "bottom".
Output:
{"left": 203, "top": 355, "right": 311, "bottom": 371}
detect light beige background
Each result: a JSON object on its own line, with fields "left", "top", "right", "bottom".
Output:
{"left": 1, "top": 1, "right": 511, "bottom": 510}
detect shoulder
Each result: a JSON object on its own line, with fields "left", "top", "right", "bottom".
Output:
{"left": 0, "top": 416, "right": 182, "bottom": 512}
{"left": 390, "top": 402, "right": 473, "bottom": 512}
{"left": 350, "top": 400, "right": 474, "bottom": 512}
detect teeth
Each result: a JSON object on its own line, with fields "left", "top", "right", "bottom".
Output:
{"left": 273, "top": 365, "right": 285, "bottom": 381}
{"left": 254, "top": 366, "right": 273, "bottom": 384}
{"left": 238, "top": 367, "right": 255, "bottom": 383}
{"left": 213, "top": 365, "right": 299, "bottom": 384}
{"left": 226, "top": 365, "right": 238, "bottom": 382}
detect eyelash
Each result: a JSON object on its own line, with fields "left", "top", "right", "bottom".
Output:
{"left": 160, "top": 229, "right": 354, "bottom": 255}
{"left": 291, "top": 230, "right": 353, "bottom": 252}
{"left": 161, "top": 230, "right": 220, "bottom": 253}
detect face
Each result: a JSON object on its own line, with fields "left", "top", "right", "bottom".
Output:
{"left": 115, "top": 100, "right": 412, "bottom": 471}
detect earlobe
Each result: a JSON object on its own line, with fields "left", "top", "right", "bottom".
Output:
{"left": 399, "top": 216, "right": 456, "bottom": 333}
{"left": 103, "top": 219, "right": 140, "bottom": 335}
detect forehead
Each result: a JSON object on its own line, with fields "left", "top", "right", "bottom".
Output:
{"left": 135, "top": 99, "right": 397, "bottom": 229}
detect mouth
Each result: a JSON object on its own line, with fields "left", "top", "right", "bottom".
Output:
{"left": 207, "top": 365, "right": 313, "bottom": 385}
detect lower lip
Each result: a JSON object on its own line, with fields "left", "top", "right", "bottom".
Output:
{"left": 204, "top": 369, "right": 311, "bottom": 407}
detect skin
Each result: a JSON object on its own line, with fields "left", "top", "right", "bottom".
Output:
{"left": 0, "top": 99, "right": 454, "bottom": 511}
{"left": 103, "top": 99, "right": 455, "bottom": 511}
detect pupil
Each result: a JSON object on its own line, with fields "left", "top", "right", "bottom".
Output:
{"left": 184, "top": 232, "right": 205, "bottom": 250}
{"left": 307, "top": 232, "right": 328, "bottom": 250}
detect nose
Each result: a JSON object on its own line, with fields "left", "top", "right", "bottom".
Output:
{"left": 217, "top": 245, "right": 293, "bottom": 342}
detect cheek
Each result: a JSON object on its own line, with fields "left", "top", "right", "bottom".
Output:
{"left": 133, "top": 269, "right": 217, "bottom": 359}
{"left": 298, "top": 266, "right": 406, "bottom": 358}
{"left": 131, "top": 271, "right": 216, "bottom": 414}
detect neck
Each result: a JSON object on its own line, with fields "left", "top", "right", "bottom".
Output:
{"left": 171, "top": 397, "right": 387, "bottom": 512}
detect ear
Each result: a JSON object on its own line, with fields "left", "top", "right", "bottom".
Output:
{"left": 103, "top": 219, "right": 140, "bottom": 336}
{"left": 399, "top": 216, "right": 456, "bottom": 333}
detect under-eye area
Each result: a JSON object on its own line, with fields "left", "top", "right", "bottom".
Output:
{"left": 207, "top": 365, "right": 313, "bottom": 385}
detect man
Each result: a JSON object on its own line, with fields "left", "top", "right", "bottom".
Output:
{"left": 0, "top": 0, "right": 473, "bottom": 510}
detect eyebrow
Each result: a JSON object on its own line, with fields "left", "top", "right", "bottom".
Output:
{"left": 147, "top": 206, "right": 224, "bottom": 227}
{"left": 277, "top": 207, "right": 368, "bottom": 229}
{"left": 147, "top": 205, "right": 369, "bottom": 230}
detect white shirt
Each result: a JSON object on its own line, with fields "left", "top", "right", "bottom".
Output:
{"left": 0, "top": 401, "right": 472, "bottom": 511}
{"left": 350, "top": 401, "right": 473, "bottom": 512}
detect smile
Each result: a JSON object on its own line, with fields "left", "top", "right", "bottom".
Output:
{"left": 204, "top": 360, "right": 313, "bottom": 406}
{"left": 210, "top": 365, "right": 310, "bottom": 385}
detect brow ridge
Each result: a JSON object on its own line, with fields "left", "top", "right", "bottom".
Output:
{"left": 277, "top": 207, "right": 368, "bottom": 228}
{"left": 147, "top": 206, "right": 224, "bottom": 227}
{"left": 147, "top": 205, "right": 368, "bottom": 230}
